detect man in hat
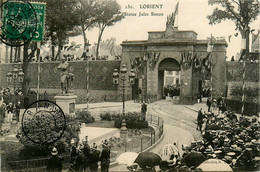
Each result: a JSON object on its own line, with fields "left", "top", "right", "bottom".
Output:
{"left": 72, "top": 145, "right": 84, "bottom": 171}
{"left": 89, "top": 143, "right": 100, "bottom": 172}
{"left": 141, "top": 101, "right": 147, "bottom": 121}
{"left": 206, "top": 97, "right": 211, "bottom": 112}
{"left": 14, "top": 101, "right": 20, "bottom": 122}
{"left": 57, "top": 57, "right": 69, "bottom": 94}
{"left": 197, "top": 108, "right": 203, "bottom": 131}
{"left": 82, "top": 136, "right": 91, "bottom": 171}
{"left": 6, "top": 102, "right": 14, "bottom": 123}
{"left": 100, "top": 140, "right": 110, "bottom": 172}
{"left": 70, "top": 139, "right": 77, "bottom": 165}
{"left": 46, "top": 147, "right": 62, "bottom": 172}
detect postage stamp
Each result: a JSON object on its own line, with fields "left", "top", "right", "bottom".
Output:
{"left": 0, "top": 0, "right": 37, "bottom": 46}
{"left": 21, "top": 100, "right": 66, "bottom": 145}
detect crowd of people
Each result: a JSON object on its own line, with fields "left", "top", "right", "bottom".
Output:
{"left": 28, "top": 54, "right": 121, "bottom": 63}
{"left": 47, "top": 136, "right": 111, "bottom": 172}
{"left": 0, "top": 88, "right": 21, "bottom": 124}
{"left": 190, "top": 98, "right": 259, "bottom": 171}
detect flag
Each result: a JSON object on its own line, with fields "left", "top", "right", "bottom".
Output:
{"left": 203, "top": 52, "right": 211, "bottom": 69}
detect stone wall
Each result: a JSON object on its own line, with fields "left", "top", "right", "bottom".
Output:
{"left": 0, "top": 60, "right": 121, "bottom": 103}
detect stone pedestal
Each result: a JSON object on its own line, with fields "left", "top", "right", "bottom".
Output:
{"left": 54, "top": 94, "right": 77, "bottom": 116}
{"left": 120, "top": 119, "right": 128, "bottom": 139}
{"left": 10, "top": 122, "right": 18, "bottom": 134}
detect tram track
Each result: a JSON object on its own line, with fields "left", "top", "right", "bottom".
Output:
{"left": 148, "top": 101, "right": 203, "bottom": 140}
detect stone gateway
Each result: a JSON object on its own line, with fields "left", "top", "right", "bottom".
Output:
{"left": 119, "top": 26, "right": 227, "bottom": 104}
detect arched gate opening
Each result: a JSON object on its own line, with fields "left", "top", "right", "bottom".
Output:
{"left": 158, "top": 58, "right": 181, "bottom": 100}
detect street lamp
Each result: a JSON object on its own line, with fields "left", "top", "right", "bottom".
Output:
{"left": 113, "top": 64, "right": 135, "bottom": 115}
{"left": 6, "top": 65, "right": 24, "bottom": 94}
{"left": 113, "top": 64, "right": 135, "bottom": 139}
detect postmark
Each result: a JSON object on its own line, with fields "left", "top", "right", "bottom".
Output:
{"left": 0, "top": 0, "right": 37, "bottom": 46}
{"left": 21, "top": 100, "right": 66, "bottom": 145}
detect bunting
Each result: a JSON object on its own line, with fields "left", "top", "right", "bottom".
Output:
{"left": 180, "top": 52, "right": 192, "bottom": 70}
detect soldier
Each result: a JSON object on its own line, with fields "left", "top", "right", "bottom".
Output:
{"left": 46, "top": 147, "right": 62, "bottom": 172}
{"left": 82, "top": 136, "right": 91, "bottom": 171}
{"left": 100, "top": 140, "right": 110, "bottom": 172}
{"left": 89, "top": 143, "right": 100, "bottom": 172}
{"left": 70, "top": 139, "right": 77, "bottom": 165}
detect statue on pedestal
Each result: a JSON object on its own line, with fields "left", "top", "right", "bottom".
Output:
{"left": 57, "top": 58, "right": 74, "bottom": 94}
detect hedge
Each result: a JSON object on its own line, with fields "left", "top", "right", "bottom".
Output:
{"left": 100, "top": 111, "right": 148, "bottom": 129}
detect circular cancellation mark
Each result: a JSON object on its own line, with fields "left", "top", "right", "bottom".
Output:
{"left": 0, "top": 0, "right": 37, "bottom": 47}
{"left": 21, "top": 100, "right": 66, "bottom": 145}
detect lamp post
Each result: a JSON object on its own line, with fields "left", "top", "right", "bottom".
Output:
{"left": 113, "top": 64, "right": 135, "bottom": 138}
{"left": 6, "top": 65, "right": 24, "bottom": 95}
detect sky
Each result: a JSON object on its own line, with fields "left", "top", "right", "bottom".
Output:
{"left": 70, "top": 0, "right": 260, "bottom": 60}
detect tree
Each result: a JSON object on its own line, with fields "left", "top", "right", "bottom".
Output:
{"left": 95, "top": 0, "right": 124, "bottom": 59}
{"left": 20, "top": 0, "right": 80, "bottom": 100}
{"left": 45, "top": 0, "right": 80, "bottom": 60}
{"left": 207, "top": 0, "right": 259, "bottom": 56}
{"left": 75, "top": 0, "right": 99, "bottom": 54}
{"left": 21, "top": 41, "right": 37, "bottom": 99}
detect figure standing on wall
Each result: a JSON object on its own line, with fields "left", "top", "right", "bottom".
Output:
{"left": 57, "top": 58, "right": 74, "bottom": 94}
{"left": 141, "top": 101, "right": 147, "bottom": 121}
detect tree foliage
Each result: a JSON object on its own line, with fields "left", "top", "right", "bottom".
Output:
{"left": 17, "top": 114, "right": 80, "bottom": 158}
{"left": 207, "top": 0, "right": 259, "bottom": 55}
{"left": 45, "top": 0, "right": 80, "bottom": 59}
{"left": 207, "top": 0, "right": 259, "bottom": 32}
{"left": 95, "top": 0, "right": 124, "bottom": 58}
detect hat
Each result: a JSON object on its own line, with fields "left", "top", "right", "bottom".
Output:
{"left": 51, "top": 147, "right": 58, "bottom": 155}
{"left": 214, "top": 150, "right": 222, "bottom": 154}
{"left": 210, "top": 131, "right": 217, "bottom": 135}
{"left": 82, "top": 136, "right": 88, "bottom": 142}
{"left": 237, "top": 139, "right": 244, "bottom": 145}
{"left": 245, "top": 142, "right": 252, "bottom": 147}
{"left": 224, "top": 139, "right": 230, "bottom": 143}
{"left": 197, "top": 140, "right": 204, "bottom": 144}
{"left": 191, "top": 141, "right": 196, "bottom": 147}
{"left": 102, "top": 139, "right": 108, "bottom": 146}
{"left": 71, "top": 139, "right": 75, "bottom": 144}
{"left": 213, "top": 138, "right": 218, "bottom": 143}
{"left": 92, "top": 143, "right": 97, "bottom": 149}
{"left": 204, "top": 149, "right": 213, "bottom": 154}
{"left": 227, "top": 152, "right": 236, "bottom": 157}
{"left": 182, "top": 144, "right": 189, "bottom": 150}
{"left": 224, "top": 156, "right": 232, "bottom": 162}
{"left": 245, "top": 148, "right": 252, "bottom": 151}
{"left": 251, "top": 139, "right": 257, "bottom": 145}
